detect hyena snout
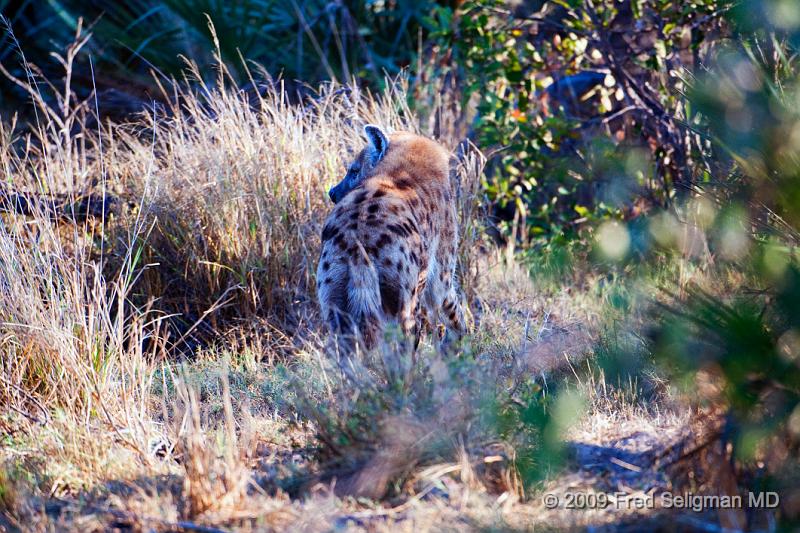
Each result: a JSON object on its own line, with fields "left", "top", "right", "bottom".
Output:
{"left": 328, "top": 184, "right": 343, "bottom": 203}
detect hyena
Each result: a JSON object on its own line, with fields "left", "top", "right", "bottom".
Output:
{"left": 316, "top": 125, "right": 466, "bottom": 353}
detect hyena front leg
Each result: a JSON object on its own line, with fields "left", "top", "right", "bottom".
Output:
{"left": 414, "top": 306, "right": 432, "bottom": 351}
{"left": 399, "top": 302, "right": 416, "bottom": 344}
{"left": 398, "top": 283, "right": 423, "bottom": 367}
{"left": 411, "top": 277, "right": 430, "bottom": 351}
{"left": 424, "top": 278, "right": 466, "bottom": 354}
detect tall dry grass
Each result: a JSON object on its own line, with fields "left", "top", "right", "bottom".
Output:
{"left": 111, "top": 64, "right": 421, "bottom": 342}
{"left": 0, "top": 31, "right": 160, "bottom": 459}
{"left": 0, "top": 26, "right": 487, "bottom": 506}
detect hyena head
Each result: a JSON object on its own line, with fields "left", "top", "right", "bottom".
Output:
{"left": 328, "top": 124, "right": 389, "bottom": 204}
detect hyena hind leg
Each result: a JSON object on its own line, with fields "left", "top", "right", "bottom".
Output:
{"left": 440, "top": 288, "right": 468, "bottom": 352}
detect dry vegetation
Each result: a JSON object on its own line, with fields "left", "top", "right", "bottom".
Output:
{"left": 0, "top": 37, "right": 751, "bottom": 533}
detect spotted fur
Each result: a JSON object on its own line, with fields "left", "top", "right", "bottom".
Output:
{"left": 316, "top": 125, "right": 466, "bottom": 354}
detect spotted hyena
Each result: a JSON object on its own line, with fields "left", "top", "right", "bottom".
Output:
{"left": 316, "top": 125, "right": 466, "bottom": 353}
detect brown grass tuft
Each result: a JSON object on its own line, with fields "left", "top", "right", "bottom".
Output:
{"left": 174, "top": 370, "right": 250, "bottom": 521}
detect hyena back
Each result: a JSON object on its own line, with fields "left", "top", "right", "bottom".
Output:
{"left": 316, "top": 125, "right": 466, "bottom": 353}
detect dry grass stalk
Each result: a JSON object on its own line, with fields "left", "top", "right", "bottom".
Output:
{"left": 174, "top": 371, "right": 249, "bottom": 522}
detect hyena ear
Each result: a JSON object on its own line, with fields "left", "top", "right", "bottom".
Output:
{"left": 364, "top": 124, "right": 389, "bottom": 161}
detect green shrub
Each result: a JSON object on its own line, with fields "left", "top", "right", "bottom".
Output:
{"left": 425, "top": 0, "right": 734, "bottom": 243}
